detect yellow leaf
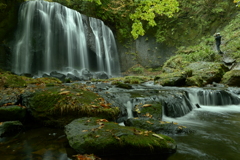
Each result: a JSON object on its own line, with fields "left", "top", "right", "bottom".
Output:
{"left": 152, "top": 133, "right": 164, "bottom": 139}
{"left": 142, "top": 104, "right": 152, "bottom": 107}
{"left": 59, "top": 91, "right": 70, "bottom": 95}
{"left": 146, "top": 121, "right": 153, "bottom": 124}
{"left": 82, "top": 130, "right": 88, "bottom": 132}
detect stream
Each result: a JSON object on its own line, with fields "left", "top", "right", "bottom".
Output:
{"left": 0, "top": 84, "right": 240, "bottom": 160}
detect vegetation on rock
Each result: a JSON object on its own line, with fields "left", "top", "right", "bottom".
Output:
{"left": 65, "top": 117, "right": 176, "bottom": 156}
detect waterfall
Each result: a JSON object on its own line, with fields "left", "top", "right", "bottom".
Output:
{"left": 12, "top": 0, "right": 120, "bottom": 76}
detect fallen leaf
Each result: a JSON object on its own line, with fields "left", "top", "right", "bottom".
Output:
{"left": 59, "top": 91, "right": 70, "bottom": 95}
{"left": 152, "top": 133, "right": 164, "bottom": 139}
{"left": 82, "top": 130, "right": 88, "bottom": 132}
{"left": 142, "top": 104, "right": 152, "bottom": 107}
{"left": 146, "top": 121, "right": 153, "bottom": 124}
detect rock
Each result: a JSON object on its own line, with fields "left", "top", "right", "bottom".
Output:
{"left": 66, "top": 73, "right": 82, "bottom": 81}
{"left": 0, "top": 121, "right": 23, "bottom": 137}
{"left": 20, "top": 73, "right": 33, "bottom": 78}
{"left": 81, "top": 69, "right": 93, "bottom": 80}
{"left": 154, "top": 71, "right": 190, "bottom": 86}
{"left": 50, "top": 71, "right": 66, "bottom": 82}
{"left": 24, "top": 86, "right": 120, "bottom": 127}
{"left": 221, "top": 70, "right": 240, "bottom": 87}
{"left": 124, "top": 118, "right": 194, "bottom": 135}
{"left": 185, "top": 62, "right": 229, "bottom": 87}
{"left": 65, "top": 117, "right": 177, "bottom": 157}
{"left": 133, "top": 102, "right": 162, "bottom": 120}
{"left": 42, "top": 73, "right": 50, "bottom": 77}
{"left": 0, "top": 105, "right": 27, "bottom": 122}
{"left": 94, "top": 72, "right": 109, "bottom": 79}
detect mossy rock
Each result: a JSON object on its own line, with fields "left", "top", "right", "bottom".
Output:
{"left": 112, "top": 81, "right": 133, "bottom": 89}
{"left": 185, "top": 62, "right": 229, "bottom": 87}
{"left": 0, "top": 71, "right": 26, "bottom": 88}
{"left": 133, "top": 103, "right": 162, "bottom": 120}
{"left": 154, "top": 71, "right": 190, "bottom": 86}
{"left": 124, "top": 118, "right": 194, "bottom": 135}
{"left": 0, "top": 105, "right": 26, "bottom": 122}
{"left": 65, "top": 117, "right": 177, "bottom": 157}
{"left": 26, "top": 85, "right": 120, "bottom": 127}
{"left": 221, "top": 70, "right": 240, "bottom": 87}
{"left": 0, "top": 121, "right": 23, "bottom": 137}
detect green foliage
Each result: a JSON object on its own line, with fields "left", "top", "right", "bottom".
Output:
{"left": 130, "top": 0, "right": 179, "bottom": 39}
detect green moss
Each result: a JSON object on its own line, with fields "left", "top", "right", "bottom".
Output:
{"left": 0, "top": 72, "right": 26, "bottom": 88}
{"left": 66, "top": 117, "right": 176, "bottom": 156}
{"left": 28, "top": 86, "right": 120, "bottom": 126}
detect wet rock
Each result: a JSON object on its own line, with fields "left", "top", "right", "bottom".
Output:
{"left": 0, "top": 105, "right": 27, "bottom": 122}
{"left": 124, "top": 118, "right": 194, "bottom": 135}
{"left": 66, "top": 73, "right": 82, "bottom": 82}
{"left": 50, "top": 71, "right": 66, "bottom": 82}
{"left": 81, "top": 69, "right": 93, "bottom": 80}
{"left": 94, "top": 72, "right": 109, "bottom": 79}
{"left": 65, "top": 117, "right": 177, "bottom": 157}
{"left": 0, "top": 121, "right": 23, "bottom": 137}
{"left": 20, "top": 73, "right": 33, "bottom": 78}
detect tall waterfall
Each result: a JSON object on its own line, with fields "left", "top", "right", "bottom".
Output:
{"left": 12, "top": 0, "right": 120, "bottom": 76}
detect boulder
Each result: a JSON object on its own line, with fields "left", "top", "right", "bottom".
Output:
{"left": 66, "top": 73, "right": 82, "bottom": 81}
{"left": 125, "top": 118, "right": 194, "bottom": 135}
{"left": 154, "top": 71, "right": 191, "bottom": 86}
{"left": 0, "top": 121, "right": 23, "bottom": 137}
{"left": 185, "top": 62, "right": 229, "bottom": 87}
{"left": 0, "top": 105, "right": 26, "bottom": 122}
{"left": 50, "top": 71, "right": 66, "bottom": 82}
{"left": 221, "top": 70, "right": 240, "bottom": 87}
{"left": 65, "top": 117, "right": 177, "bottom": 157}
{"left": 24, "top": 86, "right": 120, "bottom": 127}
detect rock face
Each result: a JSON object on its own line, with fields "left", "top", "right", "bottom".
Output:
{"left": 117, "top": 36, "right": 176, "bottom": 72}
{"left": 65, "top": 117, "right": 177, "bottom": 157}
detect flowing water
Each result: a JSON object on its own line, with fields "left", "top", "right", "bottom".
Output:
{"left": 165, "top": 105, "right": 240, "bottom": 160}
{"left": 12, "top": 0, "right": 120, "bottom": 76}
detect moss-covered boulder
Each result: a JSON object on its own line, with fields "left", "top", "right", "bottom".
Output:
{"left": 0, "top": 70, "right": 62, "bottom": 88}
{"left": 0, "top": 105, "right": 26, "bottom": 122}
{"left": 221, "top": 70, "right": 240, "bottom": 87}
{"left": 124, "top": 118, "right": 194, "bottom": 135}
{"left": 185, "top": 62, "right": 229, "bottom": 87}
{"left": 154, "top": 70, "right": 191, "bottom": 86}
{"left": 25, "top": 85, "right": 120, "bottom": 127}
{"left": 0, "top": 121, "right": 23, "bottom": 137}
{"left": 65, "top": 117, "right": 176, "bottom": 157}
{"left": 0, "top": 71, "right": 27, "bottom": 88}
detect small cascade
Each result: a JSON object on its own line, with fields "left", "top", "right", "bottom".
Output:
{"left": 124, "top": 101, "right": 133, "bottom": 119}
{"left": 12, "top": 0, "right": 120, "bottom": 76}
{"left": 195, "top": 89, "right": 240, "bottom": 106}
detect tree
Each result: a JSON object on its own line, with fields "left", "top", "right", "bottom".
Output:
{"left": 130, "top": 0, "right": 179, "bottom": 39}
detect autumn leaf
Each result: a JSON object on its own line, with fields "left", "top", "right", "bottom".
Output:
{"left": 142, "top": 104, "right": 152, "bottom": 107}
{"left": 59, "top": 91, "right": 70, "bottom": 95}
{"left": 82, "top": 130, "right": 88, "bottom": 132}
{"left": 146, "top": 121, "right": 153, "bottom": 124}
{"left": 152, "top": 133, "right": 164, "bottom": 139}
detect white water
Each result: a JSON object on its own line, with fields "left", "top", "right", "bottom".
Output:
{"left": 12, "top": 0, "right": 120, "bottom": 76}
